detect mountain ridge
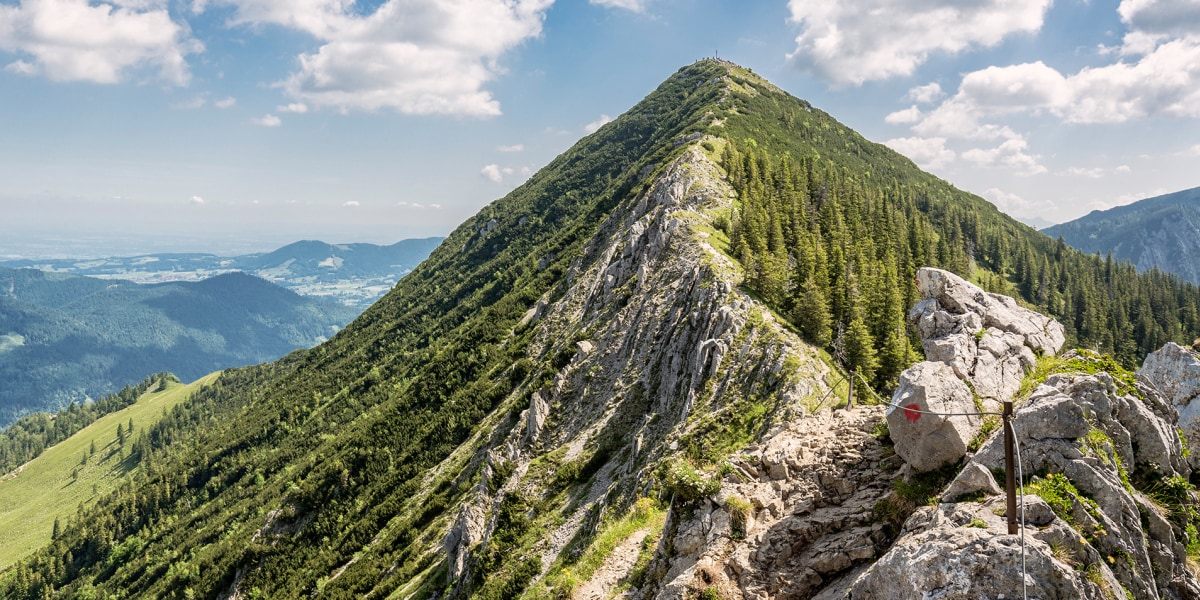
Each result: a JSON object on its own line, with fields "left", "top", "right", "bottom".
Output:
{"left": 1044, "top": 186, "right": 1200, "bottom": 285}
{"left": 5, "top": 59, "right": 1200, "bottom": 599}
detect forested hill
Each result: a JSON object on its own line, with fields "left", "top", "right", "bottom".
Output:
{"left": 0, "top": 268, "right": 356, "bottom": 425}
{"left": 1044, "top": 186, "right": 1200, "bottom": 285}
{"left": 5, "top": 59, "right": 1200, "bottom": 599}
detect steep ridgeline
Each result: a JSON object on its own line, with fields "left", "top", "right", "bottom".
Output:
{"left": 6, "top": 60, "right": 1200, "bottom": 600}
{"left": 1045, "top": 186, "right": 1200, "bottom": 285}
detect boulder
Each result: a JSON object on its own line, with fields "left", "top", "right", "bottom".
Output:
{"left": 913, "top": 268, "right": 1065, "bottom": 356}
{"left": 886, "top": 361, "right": 979, "bottom": 472}
{"left": 1139, "top": 342, "right": 1200, "bottom": 469}
{"left": 909, "top": 268, "right": 1064, "bottom": 403}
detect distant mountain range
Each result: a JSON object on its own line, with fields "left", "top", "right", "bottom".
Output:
{"left": 0, "top": 267, "right": 358, "bottom": 426}
{"left": 1043, "top": 186, "right": 1200, "bottom": 284}
{"left": 0, "top": 237, "right": 444, "bottom": 309}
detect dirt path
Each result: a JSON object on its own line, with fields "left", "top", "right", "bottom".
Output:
{"left": 572, "top": 527, "right": 652, "bottom": 600}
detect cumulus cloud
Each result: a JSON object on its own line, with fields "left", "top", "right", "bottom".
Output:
{"left": 343, "top": 200, "right": 360, "bottom": 207}
{"left": 905, "top": 2, "right": 1200, "bottom": 132}
{"left": 907, "top": 83, "right": 944, "bottom": 104}
{"left": 584, "top": 114, "right": 612, "bottom": 133}
{"left": 190, "top": 195, "right": 205, "bottom": 205}
{"left": 481, "top": 164, "right": 503, "bottom": 182}
{"left": 884, "top": 105, "right": 922, "bottom": 125}
{"left": 215, "top": 96, "right": 237, "bottom": 108}
{"left": 962, "top": 138, "right": 1046, "bottom": 175}
{"left": 785, "top": 0, "right": 1051, "bottom": 85}
{"left": 202, "top": 0, "right": 553, "bottom": 116}
{"left": 497, "top": 144, "right": 524, "bottom": 152}
{"left": 883, "top": 136, "right": 955, "bottom": 169}
{"left": 0, "top": 0, "right": 201, "bottom": 84}
{"left": 277, "top": 102, "right": 307, "bottom": 113}
{"left": 253, "top": 114, "right": 282, "bottom": 127}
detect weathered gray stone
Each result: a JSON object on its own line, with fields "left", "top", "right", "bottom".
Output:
{"left": 941, "top": 462, "right": 1002, "bottom": 502}
{"left": 886, "top": 361, "right": 979, "bottom": 472}
{"left": 1140, "top": 342, "right": 1200, "bottom": 470}
{"left": 914, "top": 268, "right": 1066, "bottom": 356}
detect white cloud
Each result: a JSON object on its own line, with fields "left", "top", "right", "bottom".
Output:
{"left": 1116, "top": 164, "right": 1132, "bottom": 173}
{"left": 0, "top": 0, "right": 200, "bottom": 84}
{"left": 215, "top": 96, "right": 237, "bottom": 108}
{"left": 204, "top": 0, "right": 554, "bottom": 116}
{"left": 584, "top": 114, "right": 612, "bottom": 133}
{"left": 907, "top": 82, "right": 944, "bottom": 104}
{"left": 481, "top": 164, "right": 503, "bottom": 182}
{"left": 497, "top": 144, "right": 524, "bottom": 152}
{"left": 190, "top": 195, "right": 205, "bottom": 205}
{"left": 883, "top": 136, "right": 956, "bottom": 169}
{"left": 343, "top": 200, "right": 360, "bottom": 207}
{"left": 884, "top": 105, "right": 922, "bottom": 125}
{"left": 429, "top": 203, "right": 442, "bottom": 209}
{"left": 962, "top": 137, "right": 1046, "bottom": 175}
{"left": 253, "top": 114, "right": 282, "bottom": 127}
{"left": 1119, "top": 0, "right": 1200, "bottom": 40}
{"left": 958, "top": 62, "right": 1070, "bottom": 112}
{"left": 277, "top": 102, "right": 307, "bottom": 113}
{"left": 785, "top": 0, "right": 1051, "bottom": 85}
{"left": 589, "top": 0, "right": 646, "bottom": 11}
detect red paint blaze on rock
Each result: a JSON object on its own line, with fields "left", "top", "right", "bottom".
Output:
{"left": 904, "top": 403, "right": 921, "bottom": 423}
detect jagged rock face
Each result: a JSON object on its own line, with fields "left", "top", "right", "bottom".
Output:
{"left": 651, "top": 407, "right": 901, "bottom": 600}
{"left": 885, "top": 362, "right": 978, "bottom": 472}
{"left": 445, "top": 145, "right": 838, "bottom": 595}
{"left": 851, "top": 352, "right": 1200, "bottom": 600}
{"left": 888, "top": 268, "right": 1066, "bottom": 474}
{"left": 1140, "top": 342, "right": 1200, "bottom": 470}
{"left": 910, "top": 267, "right": 1065, "bottom": 404}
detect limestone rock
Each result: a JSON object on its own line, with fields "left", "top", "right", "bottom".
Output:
{"left": 847, "top": 499, "right": 1115, "bottom": 599}
{"left": 909, "top": 267, "right": 1065, "bottom": 403}
{"left": 1140, "top": 342, "right": 1200, "bottom": 469}
{"left": 886, "top": 361, "right": 978, "bottom": 472}
{"left": 914, "top": 268, "right": 1065, "bottom": 356}
{"left": 525, "top": 390, "right": 549, "bottom": 446}
{"left": 941, "top": 462, "right": 1002, "bottom": 502}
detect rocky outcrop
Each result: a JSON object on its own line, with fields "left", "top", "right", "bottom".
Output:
{"left": 887, "top": 268, "right": 1066, "bottom": 474}
{"left": 442, "top": 145, "right": 839, "bottom": 596}
{"left": 910, "top": 267, "right": 1064, "bottom": 404}
{"left": 1140, "top": 342, "right": 1200, "bottom": 469}
{"left": 850, "top": 352, "right": 1199, "bottom": 600}
{"left": 885, "top": 362, "right": 977, "bottom": 472}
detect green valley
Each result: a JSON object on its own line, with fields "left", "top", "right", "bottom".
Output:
{"left": 0, "top": 373, "right": 218, "bottom": 570}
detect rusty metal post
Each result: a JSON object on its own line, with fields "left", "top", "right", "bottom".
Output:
{"left": 1004, "top": 399, "right": 1018, "bottom": 534}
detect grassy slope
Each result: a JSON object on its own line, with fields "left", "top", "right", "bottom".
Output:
{"left": 0, "top": 372, "right": 219, "bottom": 569}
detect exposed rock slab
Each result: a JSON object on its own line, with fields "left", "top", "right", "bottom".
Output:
{"left": 886, "top": 361, "right": 979, "bottom": 472}
{"left": 1140, "top": 342, "right": 1200, "bottom": 470}
{"left": 909, "top": 267, "right": 1064, "bottom": 403}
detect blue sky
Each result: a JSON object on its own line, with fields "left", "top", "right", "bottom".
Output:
{"left": 2, "top": 0, "right": 1199, "bottom": 257}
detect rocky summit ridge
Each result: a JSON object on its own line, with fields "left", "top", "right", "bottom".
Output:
{"left": 646, "top": 268, "right": 1200, "bottom": 600}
